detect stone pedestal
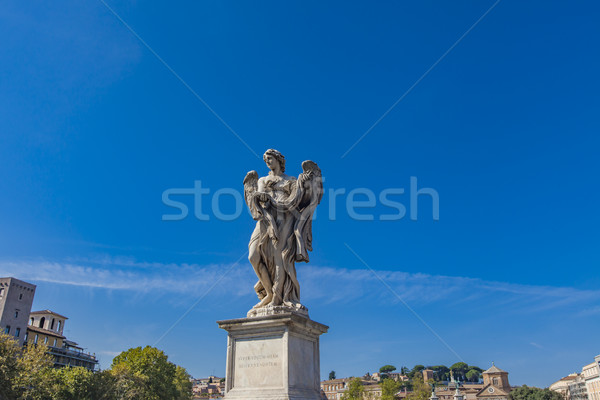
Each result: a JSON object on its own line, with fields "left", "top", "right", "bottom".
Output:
{"left": 217, "top": 312, "right": 328, "bottom": 400}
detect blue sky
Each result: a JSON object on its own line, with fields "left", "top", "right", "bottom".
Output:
{"left": 1, "top": 0, "right": 599, "bottom": 387}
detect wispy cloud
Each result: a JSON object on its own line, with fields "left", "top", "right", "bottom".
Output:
{"left": 0, "top": 258, "right": 251, "bottom": 296}
{"left": 1, "top": 257, "right": 598, "bottom": 316}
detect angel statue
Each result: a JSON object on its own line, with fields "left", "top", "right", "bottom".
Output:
{"left": 243, "top": 149, "right": 323, "bottom": 316}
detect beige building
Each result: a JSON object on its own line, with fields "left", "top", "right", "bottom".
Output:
{"left": 192, "top": 376, "right": 225, "bottom": 396}
{"left": 567, "top": 374, "right": 588, "bottom": 400}
{"left": 321, "top": 378, "right": 350, "bottom": 400}
{"left": 26, "top": 309, "right": 67, "bottom": 348}
{"left": 583, "top": 356, "right": 600, "bottom": 400}
{"left": 26, "top": 309, "right": 98, "bottom": 371}
{"left": 322, "top": 364, "right": 510, "bottom": 400}
{"left": 550, "top": 374, "right": 579, "bottom": 399}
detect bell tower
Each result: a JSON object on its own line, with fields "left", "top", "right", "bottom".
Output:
{"left": 482, "top": 363, "right": 510, "bottom": 391}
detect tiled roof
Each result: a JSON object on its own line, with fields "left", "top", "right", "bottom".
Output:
{"left": 560, "top": 375, "right": 579, "bottom": 381}
{"left": 30, "top": 310, "right": 69, "bottom": 319}
{"left": 484, "top": 365, "right": 507, "bottom": 374}
{"left": 26, "top": 325, "right": 66, "bottom": 339}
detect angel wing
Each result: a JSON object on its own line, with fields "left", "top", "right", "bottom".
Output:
{"left": 243, "top": 170, "right": 260, "bottom": 219}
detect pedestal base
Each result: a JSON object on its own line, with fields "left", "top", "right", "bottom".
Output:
{"left": 217, "top": 312, "right": 328, "bottom": 400}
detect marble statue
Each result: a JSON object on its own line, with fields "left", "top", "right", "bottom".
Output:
{"left": 243, "top": 149, "right": 322, "bottom": 316}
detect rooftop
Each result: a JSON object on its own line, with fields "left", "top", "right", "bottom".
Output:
{"left": 26, "top": 325, "right": 66, "bottom": 339}
{"left": 0, "top": 277, "right": 36, "bottom": 289}
{"left": 483, "top": 364, "right": 507, "bottom": 374}
{"left": 30, "top": 310, "right": 68, "bottom": 319}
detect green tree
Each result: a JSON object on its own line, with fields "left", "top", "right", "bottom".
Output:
{"left": 380, "top": 365, "right": 397, "bottom": 374}
{"left": 49, "top": 367, "right": 105, "bottom": 400}
{"left": 0, "top": 332, "right": 23, "bottom": 399}
{"left": 510, "top": 385, "right": 564, "bottom": 400}
{"left": 409, "top": 365, "right": 425, "bottom": 379}
{"left": 466, "top": 369, "right": 481, "bottom": 383}
{"left": 341, "top": 377, "right": 365, "bottom": 400}
{"left": 400, "top": 366, "right": 409, "bottom": 375}
{"left": 329, "top": 371, "right": 337, "bottom": 380}
{"left": 431, "top": 365, "right": 450, "bottom": 382}
{"left": 15, "top": 341, "right": 54, "bottom": 400}
{"left": 380, "top": 365, "right": 397, "bottom": 380}
{"left": 381, "top": 378, "right": 402, "bottom": 400}
{"left": 110, "top": 346, "right": 178, "bottom": 400}
{"left": 173, "top": 366, "right": 193, "bottom": 400}
{"left": 110, "top": 362, "right": 146, "bottom": 400}
{"left": 407, "top": 375, "right": 431, "bottom": 400}
{"left": 450, "top": 362, "right": 469, "bottom": 382}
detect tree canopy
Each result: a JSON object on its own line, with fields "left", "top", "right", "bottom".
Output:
{"left": 381, "top": 378, "right": 402, "bottom": 400}
{"left": 380, "top": 365, "right": 397, "bottom": 374}
{"left": 341, "top": 377, "right": 365, "bottom": 400}
{"left": 407, "top": 375, "right": 431, "bottom": 400}
{"left": 0, "top": 333, "right": 53, "bottom": 399}
{"left": 510, "top": 385, "right": 564, "bottom": 400}
{"left": 110, "top": 346, "right": 191, "bottom": 400}
{"left": 0, "top": 334, "right": 192, "bottom": 400}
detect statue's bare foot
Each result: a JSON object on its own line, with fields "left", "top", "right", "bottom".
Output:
{"left": 253, "top": 295, "right": 273, "bottom": 309}
{"left": 268, "top": 298, "right": 283, "bottom": 307}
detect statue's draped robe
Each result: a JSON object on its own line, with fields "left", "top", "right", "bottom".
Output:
{"left": 245, "top": 163, "right": 322, "bottom": 308}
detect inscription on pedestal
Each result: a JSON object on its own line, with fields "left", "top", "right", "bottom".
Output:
{"left": 233, "top": 336, "right": 283, "bottom": 389}
{"left": 237, "top": 353, "right": 279, "bottom": 369}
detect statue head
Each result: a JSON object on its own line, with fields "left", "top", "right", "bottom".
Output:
{"left": 263, "top": 149, "right": 286, "bottom": 173}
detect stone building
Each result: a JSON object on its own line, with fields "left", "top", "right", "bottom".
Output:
{"left": 0, "top": 277, "right": 36, "bottom": 346}
{"left": 423, "top": 369, "right": 435, "bottom": 382}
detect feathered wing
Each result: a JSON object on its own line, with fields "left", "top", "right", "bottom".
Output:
{"left": 243, "top": 170, "right": 260, "bottom": 220}
{"left": 293, "top": 160, "right": 323, "bottom": 262}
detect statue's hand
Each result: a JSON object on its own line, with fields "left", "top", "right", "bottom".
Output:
{"left": 298, "top": 171, "right": 312, "bottom": 184}
{"left": 255, "top": 192, "right": 269, "bottom": 202}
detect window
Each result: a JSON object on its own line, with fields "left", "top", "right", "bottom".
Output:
{"left": 5, "top": 326, "right": 10, "bottom": 334}
{"left": 57, "top": 321, "right": 62, "bottom": 332}
{"left": 44, "top": 337, "right": 48, "bottom": 345}
{"left": 34, "top": 334, "right": 38, "bottom": 344}
{"left": 19, "top": 293, "right": 23, "bottom": 300}
{"left": 39, "top": 317, "right": 45, "bottom": 329}
{"left": 24, "top": 332, "right": 28, "bottom": 342}
{"left": 15, "top": 328, "right": 20, "bottom": 337}
{"left": 53, "top": 338, "right": 57, "bottom": 347}
{"left": 14, "top": 311, "right": 18, "bottom": 318}
{"left": 50, "top": 319, "right": 55, "bottom": 330}
{"left": 30, "top": 317, "right": 34, "bottom": 325}
{"left": 0, "top": 288, "right": 4, "bottom": 297}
